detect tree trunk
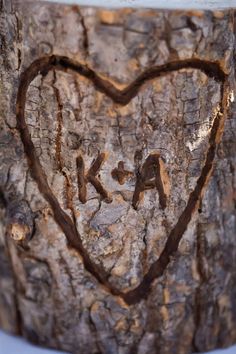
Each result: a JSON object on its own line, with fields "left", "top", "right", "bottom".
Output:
{"left": 0, "top": 2, "right": 236, "bottom": 353}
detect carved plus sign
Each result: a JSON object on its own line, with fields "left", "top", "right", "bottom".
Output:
{"left": 111, "top": 161, "right": 133, "bottom": 185}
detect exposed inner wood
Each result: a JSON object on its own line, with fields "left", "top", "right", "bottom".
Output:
{"left": 77, "top": 153, "right": 112, "bottom": 203}
{"left": 111, "top": 161, "right": 133, "bottom": 185}
{"left": 132, "top": 153, "right": 169, "bottom": 210}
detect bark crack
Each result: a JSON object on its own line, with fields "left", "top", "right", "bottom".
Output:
{"left": 78, "top": 8, "right": 89, "bottom": 59}
{"left": 52, "top": 71, "right": 77, "bottom": 223}
{"left": 192, "top": 222, "right": 211, "bottom": 352}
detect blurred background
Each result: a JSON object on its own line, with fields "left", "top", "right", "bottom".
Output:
{"left": 1, "top": 329, "right": 236, "bottom": 354}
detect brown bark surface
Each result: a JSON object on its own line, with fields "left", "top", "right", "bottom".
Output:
{"left": 0, "top": 2, "right": 236, "bottom": 353}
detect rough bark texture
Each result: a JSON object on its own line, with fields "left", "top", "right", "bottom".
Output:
{"left": 0, "top": 2, "right": 236, "bottom": 354}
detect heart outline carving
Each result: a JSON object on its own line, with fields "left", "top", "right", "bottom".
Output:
{"left": 16, "top": 55, "right": 229, "bottom": 305}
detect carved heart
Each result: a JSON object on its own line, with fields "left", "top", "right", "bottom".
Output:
{"left": 16, "top": 55, "right": 228, "bottom": 305}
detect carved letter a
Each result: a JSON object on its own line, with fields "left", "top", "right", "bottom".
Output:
{"left": 132, "top": 154, "right": 170, "bottom": 210}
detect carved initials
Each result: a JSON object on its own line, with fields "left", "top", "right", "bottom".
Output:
{"left": 76, "top": 153, "right": 112, "bottom": 204}
{"left": 111, "top": 161, "right": 133, "bottom": 185}
{"left": 76, "top": 152, "right": 170, "bottom": 209}
{"left": 132, "top": 154, "right": 170, "bottom": 210}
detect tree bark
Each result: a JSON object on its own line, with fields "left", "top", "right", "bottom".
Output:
{"left": 0, "top": 2, "right": 236, "bottom": 353}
